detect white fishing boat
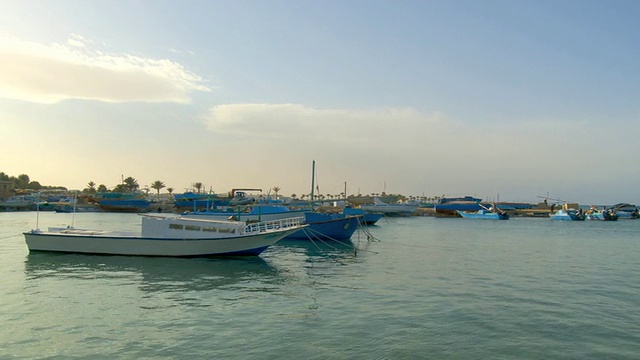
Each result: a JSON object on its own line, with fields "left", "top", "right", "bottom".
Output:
{"left": 24, "top": 215, "right": 305, "bottom": 257}
{"left": 360, "top": 197, "right": 419, "bottom": 216}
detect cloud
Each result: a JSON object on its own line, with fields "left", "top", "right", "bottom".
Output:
{"left": 202, "top": 103, "right": 446, "bottom": 145}
{"left": 0, "top": 35, "right": 209, "bottom": 104}
{"left": 198, "top": 103, "right": 640, "bottom": 202}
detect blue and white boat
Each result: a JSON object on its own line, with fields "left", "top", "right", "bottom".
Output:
{"left": 549, "top": 209, "right": 586, "bottom": 221}
{"left": 456, "top": 209, "right": 509, "bottom": 220}
{"left": 435, "top": 196, "right": 486, "bottom": 215}
{"left": 610, "top": 203, "right": 639, "bottom": 219}
{"left": 182, "top": 204, "right": 307, "bottom": 222}
{"left": 284, "top": 212, "right": 362, "bottom": 241}
{"left": 585, "top": 208, "right": 619, "bottom": 221}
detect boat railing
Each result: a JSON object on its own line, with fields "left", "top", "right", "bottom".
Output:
{"left": 243, "top": 216, "right": 304, "bottom": 234}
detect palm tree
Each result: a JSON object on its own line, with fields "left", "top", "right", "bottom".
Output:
{"left": 166, "top": 187, "right": 174, "bottom": 198}
{"left": 193, "top": 182, "right": 203, "bottom": 193}
{"left": 272, "top": 186, "right": 281, "bottom": 200}
{"left": 85, "top": 181, "right": 96, "bottom": 194}
{"left": 150, "top": 180, "right": 166, "bottom": 200}
{"left": 123, "top": 177, "right": 139, "bottom": 192}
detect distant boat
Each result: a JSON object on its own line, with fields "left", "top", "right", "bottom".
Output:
{"left": 342, "top": 207, "right": 383, "bottom": 225}
{"left": 24, "top": 215, "right": 305, "bottom": 257}
{"left": 434, "top": 196, "right": 485, "bottom": 215}
{"left": 173, "top": 192, "right": 222, "bottom": 211}
{"left": 0, "top": 195, "right": 39, "bottom": 211}
{"left": 456, "top": 208, "right": 509, "bottom": 220}
{"left": 96, "top": 192, "right": 151, "bottom": 212}
{"left": 182, "top": 204, "right": 307, "bottom": 222}
{"left": 228, "top": 189, "right": 262, "bottom": 206}
{"left": 54, "top": 204, "right": 103, "bottom": 213}
{"left": 50, "top": 196, "right": 102, "bottom": 213}
{"left": 610, "top": 203, "right": 639, "bottom": 219}
{"left": 284, "top": 212, "right": 362, "bottom": 241}
{"left": 549, "top": 209, "right": 585, "bottom": 221}
{"left": 360, "top": 197, "right": 419, "bottom": 216}
{"left": 585, "top": 207, "right": 619, "bottom": 221}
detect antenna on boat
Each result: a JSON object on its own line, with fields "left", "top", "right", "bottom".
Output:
{"left": 35, "top": 192, "right": 41, "bottom": 230}
{"left": 310, "top": 160, "right": 315, "bottom": 203}
{"left": 71, "top": 191, "right": 78, "bottom": 228}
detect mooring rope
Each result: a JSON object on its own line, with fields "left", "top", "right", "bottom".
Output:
{"left": 354, "top": 216, "right": 381, "bottom": 242}
{"left": 298, "top": 220, "right": 380, "bottom": 259}
{"left": 0, "top": 233, "right": 23, "bottom": 240}
{"left": 299, "top": 227, "right": 349, "bottom": 265}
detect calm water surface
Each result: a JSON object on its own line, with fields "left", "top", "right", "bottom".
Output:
{"left": 1, "top": 212, "right": 639, "bottom": 359}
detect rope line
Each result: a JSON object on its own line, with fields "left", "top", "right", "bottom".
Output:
{"left": 0, "top": 233, "right": 23, "bottom": 240}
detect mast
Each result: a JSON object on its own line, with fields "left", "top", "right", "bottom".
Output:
{"left": 344, "top": 182, "right": 347, "bottom": 201}
{"left": 310, "top": 160, "right": 315, "bottom": 202}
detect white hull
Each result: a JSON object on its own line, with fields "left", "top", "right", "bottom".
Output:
{"left": 360, "top": 204, "right": 419, "bottom": 214}
{"left": 24, "top": 231, "right": 295, "bottom": 256}
{"left": 360, "top": 196, "right": 419, "bottom": 215}
{"left": 24, "top": 215, "right": 304, "bottom": 257}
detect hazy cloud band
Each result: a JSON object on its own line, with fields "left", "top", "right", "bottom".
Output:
{"left": 0, "top": 35, "right": 209, "bottom": 104}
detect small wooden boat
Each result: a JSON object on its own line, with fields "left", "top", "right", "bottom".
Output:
{"left": 24, "top": 215, "right": 305, "bottom": 257}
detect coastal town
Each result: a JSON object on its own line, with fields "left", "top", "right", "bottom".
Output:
{"left": 2, "top": 172, "right": 637, "bottom": 220}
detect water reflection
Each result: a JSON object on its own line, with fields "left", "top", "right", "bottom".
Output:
{"left": 24, "top": 252, "right": 280, "bottom": 293}
{"left": 275, "top": 239, "right": 362, "bottom": 263}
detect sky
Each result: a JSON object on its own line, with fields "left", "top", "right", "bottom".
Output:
{"left": 1, "top": 0, "right": 639, "bottom": 205}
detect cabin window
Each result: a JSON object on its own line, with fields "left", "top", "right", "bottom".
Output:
{"left": 218, "top": 228, "right": 231, "bottom": 233}
{"left": 202, "top": 227, "right": 217, "bottom": 232}
{"left": 185, "top": 225, "right": 201, "bottom": 231}
{"left": 169, "top": 224, "right": 184, "bottom": 230}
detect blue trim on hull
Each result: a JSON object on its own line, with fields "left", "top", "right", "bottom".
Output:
{"left": 26, "top": 245, "right": 271, "bottom": 257}
{"left": 284, "top": 214, "right": 360, "bottom": 241}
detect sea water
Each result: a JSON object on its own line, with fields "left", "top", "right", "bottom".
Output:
{"left": 1, "top": 212, "right": 639, "bottom": 359}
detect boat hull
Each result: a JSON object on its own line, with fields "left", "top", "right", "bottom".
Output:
{"left": 342, "top": 208, "right": 383, "bottom": 225}
{"left": 456, "top": 210, "right": 509, "bottom": 220}
{"left": 24, "top": 228, "right": 299, "bottom": 257}
{"left": 585, "top": 213, "right": 619, "bottom": 221}
{"left": 359, "top": 204, "right": 418, "bottom": 216}
{"left": 359, "top": 197, "right": 418, "bottom": 216}
{"left": 98, "top": 199, "right": 151, "bottom": 212}
{"left": 549, "top": 210, "right": 585, "bottom": 221}
{"left": 24, "top": 230, "right": 298, "bottom": 257}
{"left": 285, "top": 213, "right": 361, "bottom": 241}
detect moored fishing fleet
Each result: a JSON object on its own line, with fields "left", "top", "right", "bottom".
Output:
{"left": 4, "top": 166, "right": 639, "bottom": 258}
{"left": 15, "top": 188, "right": 639, "bottom": 258}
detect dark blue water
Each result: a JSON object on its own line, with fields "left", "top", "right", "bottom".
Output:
{"left": 1, "top": 212, "right": 639, "bottom": 358}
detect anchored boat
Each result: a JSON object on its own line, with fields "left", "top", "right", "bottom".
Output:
{"left": 24, "top": 215, "right": 305, "bottom": 257}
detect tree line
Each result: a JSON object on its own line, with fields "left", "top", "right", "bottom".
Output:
{"left": 0, "top": 172, "right": 65, "bottom": 191}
